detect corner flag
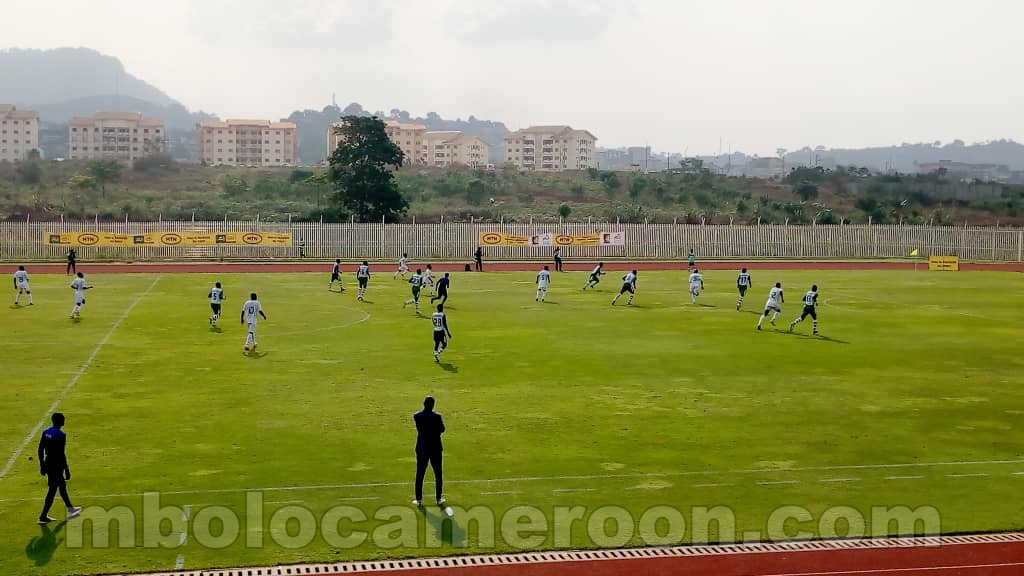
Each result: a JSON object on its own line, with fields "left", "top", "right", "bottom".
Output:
{"left": 910, "top": 249, "right": 920, "bottom": 256}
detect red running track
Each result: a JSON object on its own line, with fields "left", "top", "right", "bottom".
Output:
{"left": 383, "top": 542, "right": 1024, "bottom": 576}
{"left": 6, "top": 260, "right": 1024, "bottom": 274}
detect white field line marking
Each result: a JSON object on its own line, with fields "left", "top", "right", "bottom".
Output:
{"left": 761, "top": 562, "right": 1024, "bottom": 576}
{"left": 758, "top": 480, "right": 801, "bottom": 486}
{"left": 337, "top": 496, "right": 379, "bottom": 502}
{"left": 692, "top": 483, "right": 734, "bottom": 488}
{"left": 1013, "top": 472, "right": 1024, "bottom": 476}
{"left": 946, "top": 473, "right": 989, "bottom": 478}
{"left": 480, "top": 490, "right": 523, "bottom": 496}
{"left": 885, "top": 475, "right": 925, "bottom": 480}
{"left": 265, "top": 500, "right": 305, "bottom": 505}
{"left": 552, "top": 488, "right": 595, "bottom": 493}
{"left": 1, "top": 458, "right": 1022, "bottom": 504}
{"left": 0, "top": 276, "right": 161, "bottom": 480}
{"left": 819, "top": 478, "right": 861, "bottom": 483}
{"left": 174, "top": 504, "right": 189, "bottom": 570}
{"left": 274, "top": 307, "right": 371, "bottom": 337}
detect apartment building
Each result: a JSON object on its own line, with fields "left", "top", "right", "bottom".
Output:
{"left": 0, "top": 104, "right": 40, "bottom": 162}
{"left": 198, "top": 119, "right": 298, "bottom": 166}
{"left": 328, "top": 120, "right": 488, "bottom": 167}
{"left": 68, "top": 112, "right": 165, "bottom": 162}
{"left": 503, "top": 125, "right": 597, "bottom": 171}
{"left": 423, "top": 131, "right": 490, "bottom": 168}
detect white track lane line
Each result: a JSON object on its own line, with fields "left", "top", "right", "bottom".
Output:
{"left": 0, "top": 276, "right": 161, "bottom": 480}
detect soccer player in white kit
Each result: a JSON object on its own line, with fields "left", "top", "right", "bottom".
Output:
{"left": 688, "top": 269, "right": 704, "bottom": 304}
{"left": 535, "top": 265, "right": 551, "bottom": 302}
{"left": 13, "top": 265, "right": 33, "bottom": 305}
{"left": 422, "top": 264, "right": 435, "bottom": 296}
{"left": 208, "top": 282, "right": 225, "bottom": 326}
{"left": 736, "top": 268, "right": 752, "bottom": 310}
{"left": 69, "top": 272, "right": 93, "bottom": 319}
{"left": 240, "top": 293, "right": 268, "bottom": 352}
{"left": 756, "top": 282, "right": 784, "bottom": 330}
{"left": 611, "top": 271, "right": 638, "bottom": 306}
{"left": 394, "top": 253, "right": 410, "bottom": 279}
{"left": 356, "top": 261, "right": 371, "bottom": 301}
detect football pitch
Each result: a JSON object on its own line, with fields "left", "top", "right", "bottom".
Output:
{"left": 1, "top": 267, "right": 1023, "bottom": 576}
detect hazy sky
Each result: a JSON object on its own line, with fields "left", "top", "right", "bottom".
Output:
{"left": 5, "top": 0, "right": 1023, "bottom": 154}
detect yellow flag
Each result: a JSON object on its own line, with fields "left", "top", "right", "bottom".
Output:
{"left": 910, "top": 249, "right": 920, "bottom": 256}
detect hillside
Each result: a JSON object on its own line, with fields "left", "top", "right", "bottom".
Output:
{"left": 0, "top": 47, "right": 174, "bottom": 107}
{"left": 0, "top": 160, "right": 1020, "bottom": 226}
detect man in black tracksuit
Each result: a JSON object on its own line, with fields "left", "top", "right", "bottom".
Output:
{"left": 38, "top": 413, "right": 82, "bottom": 524}
{"left": 412, "top": 396, "right": 446, "bottom": 507}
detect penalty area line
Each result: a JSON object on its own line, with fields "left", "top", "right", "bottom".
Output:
{"left": 0, "top": 276, "right": 162, "bottom": 480}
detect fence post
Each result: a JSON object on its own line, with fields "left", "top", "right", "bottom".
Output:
{"left": 1018, "top": 231, "right": 1023, "bottom": 262}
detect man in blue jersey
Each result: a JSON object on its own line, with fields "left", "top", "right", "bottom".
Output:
{"left": 38, "top": 413, "right": 82, "bottom": 524}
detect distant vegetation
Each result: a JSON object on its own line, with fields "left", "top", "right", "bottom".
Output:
{"left": 2, "top": 159, "right": 1022, "bottom": 226}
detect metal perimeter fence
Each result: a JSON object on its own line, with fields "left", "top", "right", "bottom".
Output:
{"left": 1, "top": 221, "right": 1022, "bottom": 262}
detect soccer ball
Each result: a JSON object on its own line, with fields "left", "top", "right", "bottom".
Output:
{"left": 243, "top": 345, "right": 250, "bottom": 352}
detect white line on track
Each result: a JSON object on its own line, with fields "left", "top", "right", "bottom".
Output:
{"left": 0, "top": 276, "right": 161, "bottom": 480}
{"left": 760, "top": 562, "right": 1024, "bottom": 575}
{"left": 2, "top": 458, "right": 1020, "bottom": 504}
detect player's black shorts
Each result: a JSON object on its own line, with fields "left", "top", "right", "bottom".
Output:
{"left": 738, "top": 286, "right": 748, "bottom": 295}
{"left": 210, "top": 303, "right": 221, "bottom": 314}
{"left": 434, "top": 287, "right": 448, "bottom": 298}
{"left": 589, "top": 274, "right": 600, "bottom": 284}
{"left": 358, "top": 277, "right": 368, "bottom": 288}
{"left": 801, "top": 305, "right": 817, "bottom": 320}
{"left": 331, "top": 272, "right": 340, "bottom": 282}
{"left": 433, "top": 331, "right": 447, "bottom": 345}
{"left": 620, "top": 283, "right": 634, "bottom": 294}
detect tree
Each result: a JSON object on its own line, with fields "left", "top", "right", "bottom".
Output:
{"left": 466, "top": 179, "right": 486, "bottom": 205}
{"left": 794, "top": 181, "right": 819, "bottom": 201}
{"left": 558, "top": 203, "right": 572, "bottom": 219}
{"left": 327, "top": 116, "right": 407, "bottom": 222}
{"left": 87, "top": 159, "right": 122, "bottom": 198}
{"left": 15, "top": 160, "right": 42, "bottom": 186}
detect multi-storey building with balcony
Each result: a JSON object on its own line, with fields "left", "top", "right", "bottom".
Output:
{"left": 0, "top": 104, "right": 40, "bottom": 162}
{"left": 328, "top": 120, "right": 488, "bottom": 168}
{"left": 68, "top": 112, "right": 164, "bottom": 162}
{"left": 503, "top": 125, "right": 597, "bottom": 171}
{"left": 198, "top": 119, "right": 298, "bottom": 166}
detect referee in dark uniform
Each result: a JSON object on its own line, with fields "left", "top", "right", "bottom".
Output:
{"left": 412, "top": 396, "right": 446, "bottom": 507}
{"left": 38, "top": 413, "right": 82, "bottom": 524}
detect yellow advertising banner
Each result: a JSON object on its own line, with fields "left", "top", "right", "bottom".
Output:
{"left": 45, "top": 231, "right": 292, "bottom": 247}
{"left": 479, "top": 231, "right": 625, "bottom": 247}
{"left": 928, "top": 255, "right": 960, "bottom": 271}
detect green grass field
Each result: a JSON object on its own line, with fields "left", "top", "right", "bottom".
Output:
{"left": 1, "top": 267, "right": 1023, "bottom": 576}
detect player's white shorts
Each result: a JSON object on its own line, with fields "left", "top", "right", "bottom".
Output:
{"left": 247, "top": 322, "right": 258, "bottom": 333}
{"left": 16, "top": 282, "right": 29, "bottom": 292}
{"left": 398, "top": 264, "right": 409, "bottom": 272}
{"left": 690, "top": 284, "right": 701, "bottom": 295}
{"left": 75, "top": 295, "right": 86, "bottom": 305}
{"left": 538, "top": 283, "right": 549, "bottom": 290}
{"left": 764, "top": 302, "right": 781, "bottom": 312}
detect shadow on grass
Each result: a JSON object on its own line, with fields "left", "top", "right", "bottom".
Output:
{"left": 209, "top": 326, "right": 223, "bottom": 334}
{"left": 773, "top": 330, "right": 850, "bottom": 345}
{"left": 245, "top": 350, "right": 270, "bottom": 359}
{"left": 694, "top": 303, "right": 716, "bottom": 308}
{"left": 25, "top": 521, "right": 66, "bottom": 566}
{"left": 425, "top": 506, "right": 465, "bottom": 547}
{"left": 439, "top": 362, "right": 458, "bottom": 373}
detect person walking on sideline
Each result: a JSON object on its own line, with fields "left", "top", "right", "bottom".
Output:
{"left": 298, "top": 237, "right": 306, "bottom": 259}
{"left": 474, "top": 246, "right": 484, "bottom": 272}
{"left": 66, "top": 248, "right": 77, "bottom": 275}
{"left": 553, "top": 247, "right": 564, "bottom": 272}
{"left": 412, "top": 396, "right": 446, "bottom": 507}
{"left": 38, "top": 413, "right": 82, "bottom": 524}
